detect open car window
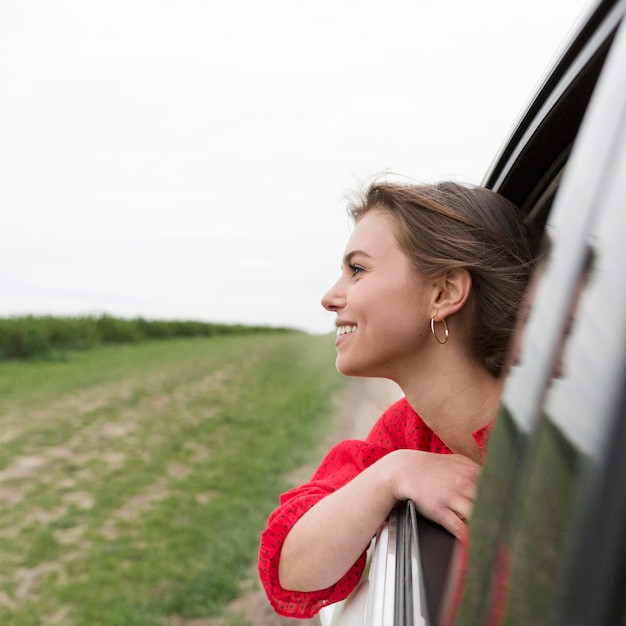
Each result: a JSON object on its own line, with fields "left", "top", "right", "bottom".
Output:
{"left": 364, "top": 500, "right": 455, "bottom": 626}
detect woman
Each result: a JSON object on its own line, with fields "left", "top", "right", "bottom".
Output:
{"left": 258, "top": 180, "right": 536, "bottom": 619}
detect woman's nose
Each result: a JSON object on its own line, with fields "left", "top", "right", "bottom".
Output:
{"left": 321, "top": 279, "right": 345, "bottom": 312}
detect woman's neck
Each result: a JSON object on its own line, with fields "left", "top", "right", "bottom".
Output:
{"left": 398, "top": 356, "right": 504, "bottom": 461}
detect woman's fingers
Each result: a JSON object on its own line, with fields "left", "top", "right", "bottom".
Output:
{"left": 388, "top": 450, "right": 481, "bottom": 537}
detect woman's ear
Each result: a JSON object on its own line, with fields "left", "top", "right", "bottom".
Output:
{"left": 432, "top": 268, "right": 472, "bottom": 319}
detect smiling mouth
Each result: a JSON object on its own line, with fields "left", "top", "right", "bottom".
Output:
{"left": 337, "top": 325, "right": 357, "bottom": 336}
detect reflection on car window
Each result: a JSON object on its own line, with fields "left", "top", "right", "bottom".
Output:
{"left": 510, "top": 238, "right": 595, "bottom": 383}
{"left": 477, "top": 243, "right": 597, "bottom": 626}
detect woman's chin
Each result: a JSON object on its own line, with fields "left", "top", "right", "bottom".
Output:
{"left": 335, "top": 358, "right": 369, "bottom": 378}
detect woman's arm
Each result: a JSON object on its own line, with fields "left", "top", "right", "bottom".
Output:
{"left": 278, "top": 449, "right": 480, "bottom": 592}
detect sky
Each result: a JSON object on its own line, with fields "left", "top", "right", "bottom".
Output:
{"left": 1, "top": 0, "right": 592, "bottom": 334}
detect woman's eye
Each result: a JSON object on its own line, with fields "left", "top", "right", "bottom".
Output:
{"left": 349, "top": 264, "right": 364, "bottom": 277}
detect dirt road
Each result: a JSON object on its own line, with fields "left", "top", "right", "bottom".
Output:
{"left": 223, "top": 377, "right": 403, "bottom": 626}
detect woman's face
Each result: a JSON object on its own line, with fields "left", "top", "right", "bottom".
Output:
{"left": 321, "top": 210, "right": 435, "bottom": 378}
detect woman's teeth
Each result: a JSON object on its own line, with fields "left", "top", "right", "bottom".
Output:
{"left": 337, "top": 325, "right": 357, "bottom": 336}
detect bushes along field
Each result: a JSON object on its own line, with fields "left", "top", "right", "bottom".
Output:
{"left": 0, "top": 315, "right": 292, "bottom": 360}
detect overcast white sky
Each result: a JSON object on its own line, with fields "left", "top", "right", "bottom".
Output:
{"left": 1, "top": 0, "right": 591, "bottom": 334}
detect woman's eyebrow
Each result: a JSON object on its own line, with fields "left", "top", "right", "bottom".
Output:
{"left": 343, "top": 250, "right": 373, "bottom": 267}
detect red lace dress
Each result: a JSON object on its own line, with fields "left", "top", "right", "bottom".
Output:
{"left": 258, "top": 397, "right": 491, "bottom": 618}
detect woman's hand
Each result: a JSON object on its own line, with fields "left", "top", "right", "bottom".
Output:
{"left": 381, "top": 449, "right": 481, "bottom": 541}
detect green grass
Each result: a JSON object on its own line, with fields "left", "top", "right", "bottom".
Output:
{"left": 0, "top": 332, "right": 347, "bottom": 625}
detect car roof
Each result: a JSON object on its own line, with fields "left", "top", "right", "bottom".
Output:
{"left": 483, "top": 0, "right": 624, "bottom": 228}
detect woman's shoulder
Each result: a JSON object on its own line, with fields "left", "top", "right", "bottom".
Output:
{"left": 365, "top": 396, "right": 432, "bottom": 448}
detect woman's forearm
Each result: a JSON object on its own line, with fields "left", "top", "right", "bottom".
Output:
{"left": 278, "top": 457, "right": 396, "bottom": 592}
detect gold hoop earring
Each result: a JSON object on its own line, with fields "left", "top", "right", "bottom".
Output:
{"left": 430, "top": 317, "right": 449, "bottom": 345}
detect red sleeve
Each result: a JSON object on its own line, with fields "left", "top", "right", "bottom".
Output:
{"left": 258, "top": 438, "right": 391, "bottom": 617}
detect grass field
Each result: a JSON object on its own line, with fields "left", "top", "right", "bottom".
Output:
{"left": 0, "top": 332, "right": 347, "bottom": 625}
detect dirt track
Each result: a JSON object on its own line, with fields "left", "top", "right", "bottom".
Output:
{"left": 222, "top": 377, "right": 403, "bottom": 626}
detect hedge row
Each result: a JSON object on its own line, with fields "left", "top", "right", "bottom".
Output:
{"left": 0, "top": 315, "right": 293, "bottom": 360}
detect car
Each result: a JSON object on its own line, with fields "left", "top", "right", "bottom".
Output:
{"left": 320, "top": 0, "right": 626, "bottom": 624}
